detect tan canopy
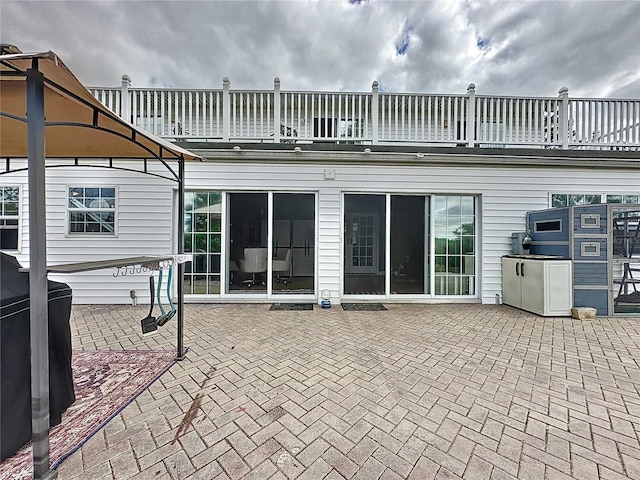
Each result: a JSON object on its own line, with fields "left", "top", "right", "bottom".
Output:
{"left": 0, "top": 49, "right": 198, "bottom": 479}
{"left": 0, "top": 50, "right": 201, "bottom": 161}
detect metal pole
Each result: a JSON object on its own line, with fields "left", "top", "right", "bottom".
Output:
{"left": 27, "top": 63, "right": 56, "bottom": 479}
{"left": 176, "top": 156, "right": 186, "bottom": 360}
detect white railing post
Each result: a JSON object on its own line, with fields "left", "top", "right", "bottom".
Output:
{"left": 466, "top": 83, "right": 476, "bottom": 147}
{"left": 273, "top": 77, "right": 281, "bottom": 143}
{"left": 121, "top": 74, "right": 131, "bottom": 122}
{"left": 371, "top": 81, "right": 379, "bottom": 144}
{"left": 558, "top": 86, "right": 569, "bottom": 149}
{"left": 222, "top": 77, "right": 230, "bottom": 142}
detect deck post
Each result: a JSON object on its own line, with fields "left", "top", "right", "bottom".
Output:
{"left": 559, "top": 86, "right": 569, "bottom": 149}
{"left": 120, "top": 74, "right": 131, "bottom": 123}
{"left": 273, "top": 77, "right": 281, "bottom": 144}
{"left": 222, "top": 77, "right": 230, "bottom": 142}
{"left": 27, "top": 62, "right": 56, "bottom": 480}
{"left": 371, "top": 81, "right": 379, "bottom": 145}
{"left": 466, "top": 83, "right": 476, "bottom": 148}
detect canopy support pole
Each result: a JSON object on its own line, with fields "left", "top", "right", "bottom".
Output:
{"left": 176, "top": 156, "right": 186, "bottom": 360}
{"left": 27, "top": 63, "right": 56, "bottom": 479}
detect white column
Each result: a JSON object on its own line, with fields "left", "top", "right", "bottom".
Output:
{"left": 273, "top": 77, "right": 281, "bottom": 143}
{"left": 222, "top": 77, "right": 230, "bottom": 142}
{"left": 559, "top": 86, "right": 569, "bottom": 149}
{"left": 371, "top": 81, "right": 379, "bottom": 145}
{"left": 121, "top": 74, "right": 131, "bottom": 122}
{"left": 466, "top": 83, "right": 476, "bottom": 147}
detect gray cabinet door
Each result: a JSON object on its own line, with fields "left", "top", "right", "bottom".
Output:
{"left": 502, "top": 257, "right": 522, "bottom": 307}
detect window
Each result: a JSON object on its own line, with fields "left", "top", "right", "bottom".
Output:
{"left": 68, "top": 187, "right": 116, "bottom": 234}
{"left": 184, "top": 191, "right": 222, "bottom": 294}
{"left": 551, "top": 194, "right": 601, "bottom": 207}
{"left": 534, "top": 219, "right": 563, "bottom": 233}
{"left": 434, "top": 195, "right": 476, "bottom": 296}
{"left": 313, "top": 118, "right": 363, "bottom": 140}
{"left": 0, "top": 186, "right": 20, "bottom": 250}
{"left": 552, "top": 193, "right": 640, "bottom": 207}
{"left": 606, "top": 194, "right": 639, "bottom": 204}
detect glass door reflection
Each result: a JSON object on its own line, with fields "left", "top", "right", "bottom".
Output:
{"left": 272, "top": 193, "right": 315, "bottom": 294}
{"left": 228, "top": 193, "right": 268, "bottom": 292}
{"left": 391, "top": 195, "right": 428, "bottom": 294}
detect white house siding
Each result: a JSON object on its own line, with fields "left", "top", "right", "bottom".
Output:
{"left": 0, "top": 163, "right": 176, "bottom": 304}
{"left": 184, "top": 154, "right": 639, "bottom": 305}
{"left": 2, "top": 153, "right": 638, "bottom": 305}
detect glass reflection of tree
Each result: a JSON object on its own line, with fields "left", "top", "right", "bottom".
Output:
{"left": 435, "top": 222, "right": 474, "bottom": 273}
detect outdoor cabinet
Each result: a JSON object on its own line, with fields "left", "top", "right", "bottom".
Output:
{"left": 502, "top": 255, "right": 573, "bottom": 316}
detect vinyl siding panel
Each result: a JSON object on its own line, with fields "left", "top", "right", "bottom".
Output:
{"left": 184, "top": 159, "right": 639, "bottom": 305}
{"left": 1, "top": 166, "right": 175, "bottom": 304}
{"left": 2, "top": 154, "right": 639, "bottom": 306}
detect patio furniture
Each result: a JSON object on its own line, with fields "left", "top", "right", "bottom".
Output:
{"left": 238, "top": 248, "right": 267, "bottom": 287}
{"left": 0, "top": 253, "right": 75, "bottom": 461}
{"left": 273, "top": 249, "right": 292, "bottom": 284}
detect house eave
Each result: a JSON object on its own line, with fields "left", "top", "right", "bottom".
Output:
{"left": 178, "top": 142, "right": 640, "bottom": 170}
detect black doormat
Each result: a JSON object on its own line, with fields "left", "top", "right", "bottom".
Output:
{"left": 270, "top": 303, "right": 314, "bottom": 311}
{"left": 341, "top": 303, "right": 387, "bottom": 311}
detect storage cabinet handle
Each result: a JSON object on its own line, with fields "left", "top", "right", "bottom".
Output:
{"left": 516, "top": 263, "right": 519, "bottom": 276}
{"left": 521, "top": 262, "right": 525, "bottom": 276}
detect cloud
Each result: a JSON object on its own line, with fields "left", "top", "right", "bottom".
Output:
{"left": 1, "top": 0, "right": 638, "bottom": 98}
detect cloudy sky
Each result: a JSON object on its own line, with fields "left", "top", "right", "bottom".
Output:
{"left": 2, "top": 0, "right": 639, "bottom": 98}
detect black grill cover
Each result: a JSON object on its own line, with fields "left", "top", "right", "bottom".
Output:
{"left": 0, "top": 253, "right": 75, "bottom": 461}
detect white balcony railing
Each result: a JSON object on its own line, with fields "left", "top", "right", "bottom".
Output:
{"left": 90, "top": 77, "right": 640, "bottom": 150}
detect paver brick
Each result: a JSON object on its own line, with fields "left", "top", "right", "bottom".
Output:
{"left": 408, "top": 456, "right": 439, "bottom": 480}
{"left": 570, "top": 452, "right": 600, "bottom": 480}
{"left": 373, "top": 445, "right": 413, "bottom": 477}
{"left": 351, "top": 456, "right": 386, "bottom": 480}
{"left": 163, "top": 449, "right": 196, "bottom": 479}
{"left": 52, "top": 304, "right": 640, "bottom": 480}
{"left": 323, "top": 446, "right": 359, "bottom": 478}
{"left": 463, "top": 454, "right": 493, "bottom": 479}
{"left": 297, "top": 437, "right": 331, "bottom": 467}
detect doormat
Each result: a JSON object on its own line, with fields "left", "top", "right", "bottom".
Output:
{"left": 0, "top": 349, "right": 177, "bottom": 479}
{"left": 342, "top": 303, "right": 387, "bottom": 311}
{"left": 270, "top": 303, "right": 314, "bottom": 311}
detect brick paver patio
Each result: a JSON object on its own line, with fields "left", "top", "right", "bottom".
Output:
{"left": 55, "top": 303, "right": 640, "bottom": 479}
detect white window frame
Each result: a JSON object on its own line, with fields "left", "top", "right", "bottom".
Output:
{"left": 66, "top": 186, "right": 118, "bottom": 236}
{"left": 550, "top": 192, "right": 640, "bottom": 208}
{"left": 0, "top": 185, "right": 21, "bottom": 251}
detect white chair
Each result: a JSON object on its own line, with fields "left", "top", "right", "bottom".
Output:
{"left": 272, "top": 249, "right": 292, "bottom": 284}
{"left": 238, "top": 248, "right": 267, "bottom": 287}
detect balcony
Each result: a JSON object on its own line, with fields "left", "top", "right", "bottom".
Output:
{"left": 90, "top": 77, "right": 640, "bottom": 151}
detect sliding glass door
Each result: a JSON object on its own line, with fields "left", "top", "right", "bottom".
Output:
{"left": 184, "top": 191, "right": 222, "bottom": 294}
{"left": 228, "top": 193, "right": 268, "bottom": 293}
{"left": 343, "top": 193, "right": 476, "bottom": 298}
{"left": 272, "top": 193, "right": 315, "bottom": 294}
{"left": 225, "top": 192, "right": 315, "bottom": 295}
{"left": 344, "top": 194, "right": 386, "bottom": 294}
{"left": 433, "top": 195, "right": 476, "bottom": 295}
{"left": 391, "top": 195, "right": 429, "bottom": 294}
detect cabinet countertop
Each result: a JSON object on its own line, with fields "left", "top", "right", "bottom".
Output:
{"left": 503, "top": 254, "right": 569, "bottom": 260}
